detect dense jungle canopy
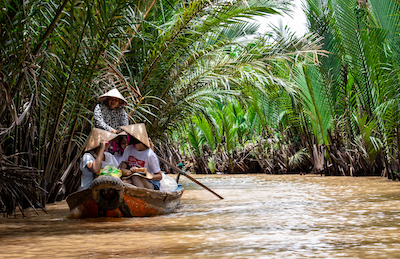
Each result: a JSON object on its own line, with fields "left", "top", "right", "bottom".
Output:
{"left": 1, "top": 0, "right": 400, "bottom": 216}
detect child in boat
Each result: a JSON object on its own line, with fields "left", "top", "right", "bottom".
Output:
{"left": 119, "top": 124, "right": 162, "bottom": 190}
{"left": 79, "top": 128, "right": 119, "bottom": 190}
{"left": 113, "top": 134, "right": 128, "bottom": 164}
{"left": 94, "top": 88, "right": 129, "bottom": 134}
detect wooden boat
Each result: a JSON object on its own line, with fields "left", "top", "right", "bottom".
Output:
{"left": 66, "top": 176, "right": 184, "bottom": 219}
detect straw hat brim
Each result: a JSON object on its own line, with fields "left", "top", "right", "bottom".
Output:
{"left": 128, "top": 168, "right": 153, "bottom": 179}
{"left": 99, "top": 88, "right": 128, "bottom": 106}
{"left": 120, "top": 124, "right": 150, "bottom": 148}
{"left": 85, "top": 128, "right": 119, "bottom": 151}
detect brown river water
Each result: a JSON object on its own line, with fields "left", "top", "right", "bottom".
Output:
{"left": 2, "top": 174, "right": 400, "bottom": 258}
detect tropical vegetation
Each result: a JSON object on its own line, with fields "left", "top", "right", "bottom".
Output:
{"left": 2, "top": 0, "right": 400, "bottom": 217}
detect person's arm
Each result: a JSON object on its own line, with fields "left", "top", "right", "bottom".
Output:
{"left": 119, "top": 146, "right": 131, "bottom": 176}
{"left": 94, "top": 104, "right": 115, "bottom": 132}
{"left": 147, "top": 151, "right": 162, "bottom": 181}
{"left": 119, "top": 161, "right": 131, "bottom": 176}
{"left": 80, "top": 153, "right": 95, "bottom": 172}
{"left": 152, "top": 171, "right": 162, "bottom": 181}
{"left": 86, "top": 143, "right": 106, "bottom": 176}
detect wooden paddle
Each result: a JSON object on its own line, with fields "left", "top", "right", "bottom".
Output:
{"left": 157, "top": 156, "right": 224, "bottom": 200}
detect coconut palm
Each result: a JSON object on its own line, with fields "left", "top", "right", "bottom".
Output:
{"left": 0, "top": 0, "right": 326, "bottom": 215}
{"left": 0, "top": 0, "right": 153, "bottom": 213}
{"left": 300, "top": 0, "right": 400, "bottom": 175}
{"left": 369, "top": 0, "right": 400, "bottom": 168}
{"left": 115, "top": 0, "right": 325, "bottom": 136}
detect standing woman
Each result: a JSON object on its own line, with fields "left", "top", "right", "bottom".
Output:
{"left": 94, "top": 88, "right": 129, "bottom": 133}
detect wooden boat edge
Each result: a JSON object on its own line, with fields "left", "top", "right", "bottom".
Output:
{"left": 66, "top": 183, "right": 184, "bottom": 218}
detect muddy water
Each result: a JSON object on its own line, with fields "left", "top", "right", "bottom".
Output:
{"left": 2, "top": 175, "right": 400, "bottom": 258}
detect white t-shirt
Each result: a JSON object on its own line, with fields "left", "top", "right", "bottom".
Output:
{"left": 80, "top": 151, "right": 118, "bottom": 189}
{"left": 121, "top": 145, "right": 161, "bottom": 175}
{"left": 114, "top": 152, "right": 124, "bottom": 164}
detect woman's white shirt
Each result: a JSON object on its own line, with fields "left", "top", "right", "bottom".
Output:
{"left": 80, "top": 151, "right": 118, "bottom": 189}
{"left": 121, "top": 145, "right": 160, "bottom": 175}
{"left": 114, "top": 152, "right": 124, "bottom": 164}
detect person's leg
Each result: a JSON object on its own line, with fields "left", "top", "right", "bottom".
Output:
{"left": 131, "top": 176, "right": 153, "bottom": 189}
{"left": 147, "top": 180, "right": 160, "bottom": 190}
{"left": 131, "top": 176, "right": 144, "bottom": 187}
{"left": 141, "top": 178, "right": 153, "bottom": 189}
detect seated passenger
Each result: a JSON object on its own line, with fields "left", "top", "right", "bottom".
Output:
{"left": 94, "top": 88, "right": 129, "bottom": 133}
{"left": 113, "top": 134, "right": 128, "bottom": 164}
{"left": 119, "top": 124, "right": 162, "bottom": 190}
{"left": 79, "top": 128, "right": 119, "bottom": 190}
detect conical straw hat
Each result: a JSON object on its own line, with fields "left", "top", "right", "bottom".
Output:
{"left": 85, "top": 128, "right": 119, "bottom": 151}
{"left": 120, "top": 123, "right": 150, "bottom": 148}
{"left": 98, "top": 88, "right": 128, "bottom": 106}
{"left": 118, "top": 132, "right": 127, "bottom": 136}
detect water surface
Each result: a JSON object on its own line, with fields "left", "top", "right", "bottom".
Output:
{"left": 2, "top": 174, "right": 400, "bottom": 258}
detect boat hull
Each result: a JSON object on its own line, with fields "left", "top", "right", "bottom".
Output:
{"left": 66, "top": 183, "right": 184, "bottom": 218}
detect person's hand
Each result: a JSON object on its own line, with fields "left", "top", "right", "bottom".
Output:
{"left": 130, "top": 166, "right": 138, "bottom": 173}
{"left": 99, "top": 142, "right": 107, "bottom": 151}
{"left": 95, "top": 142, "right": 107, "bottom": 158}
{"left": 110, "top": 129, "right": 118, "bottom": 134}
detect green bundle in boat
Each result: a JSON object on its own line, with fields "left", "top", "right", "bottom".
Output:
{"left": 99, "top": 165, "right": 122, "bottom": 178}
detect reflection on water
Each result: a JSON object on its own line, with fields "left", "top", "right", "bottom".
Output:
{"left": 2, "top": 175, "right": 400, "bottom": 258}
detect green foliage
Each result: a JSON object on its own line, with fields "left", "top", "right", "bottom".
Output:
{"left": 0, "top": 0, "right": 156, "bottom": 212}
{"left": 183, "top": 0, "right": 400, "bottom": 176}
{"left": 7, "top": 0, "right": 400, "bottom": 216}
{"left": 207, "top": 156, "right": 216, "bottom": 174}
{"left": 301, "top": 0, "right": 399, "bottom": 174}
{"left": 353, "top": 113, "right": 383, "bottom": 168}
{"left": 294, "top": 64, "right": 333, "bottom": 145}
